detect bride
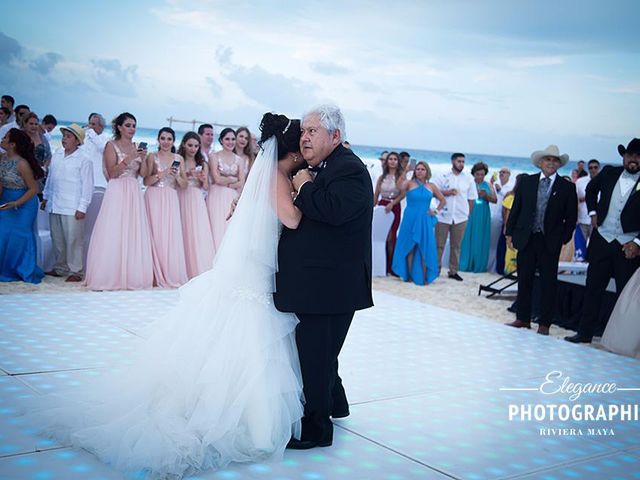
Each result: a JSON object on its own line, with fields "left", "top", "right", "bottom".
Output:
{"left": 28, "top": 113, "right": 307, "bottom": 477}
{"left": 600, "top": 266, "right": 640, "bottom": 359}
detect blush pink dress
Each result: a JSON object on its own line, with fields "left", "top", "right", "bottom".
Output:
{"left": 206, "top": 155, "right": 242, "bottom": 250}
{"left": 85, "top": 142, "right": 154, "bottom": 290}
{"left": 144, "top": 153, "right": 188, "bottom": 288}
{"left": 178, "top": 166, "right": 215, "bottom": 279}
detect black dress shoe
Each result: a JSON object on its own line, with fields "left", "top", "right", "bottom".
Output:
{"left": 564, "top": 334, "right": 592, "bottom": 344}
{"left": 286, "top": 438, "right": 317, "bottom": 450}
{"left": 448, "top": 273, "right": 463, "bottom": 281}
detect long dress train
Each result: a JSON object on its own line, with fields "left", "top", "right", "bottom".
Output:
{"left": 27, "top": 137, "right": 304, "bottom": 478}
{"left": 391, "top": 183, "right": 439, "bottom": 285}
{"left": 600, "top": 267, "right": 640, "bottom": 359}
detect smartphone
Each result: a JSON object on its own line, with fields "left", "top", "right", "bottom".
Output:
{"left": 0, "top": 203, "right": 8, "bottom": 209}
{"left": 194, "top": 166, "right": 203, "bottom": 172}
{"left": 171, "top": 160, "right": 181, "bottom": 170}
{"left": 138, "top": 142, "right": 148, "bottom": 150}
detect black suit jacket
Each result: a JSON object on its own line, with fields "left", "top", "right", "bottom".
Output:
{"left": 274, "top": 144, "right": 374, "bottom": 314}
{"left": 505, "top": 173, "right": 577, "bottom": 252}
{"left": 586, "top": 165, "right": 640, "bottom": 240}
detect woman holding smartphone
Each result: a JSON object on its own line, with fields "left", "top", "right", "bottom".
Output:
{"left": 177, "top": 132, "right": 215, "bottom": 279}
{"left": 85, "top": 112, "right": 154, "bottom": 290}
{"left": 0, "top": 128, "right": 45, "bottom": 283}
{"left": 143, "top": 127, "right": 188, "bottom": 288}
{"left": 206, "top": 128, "right": 246, "bottom": 249}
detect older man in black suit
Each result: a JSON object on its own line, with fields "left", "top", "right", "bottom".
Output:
{"left": 565, "top": 139, "right": 640, "bottom": 343}
{"left": 505, "top": 145, "right": 577, "bottom": 335}
{"left": 274, "top": 104, "right": 374, "bottom": 449}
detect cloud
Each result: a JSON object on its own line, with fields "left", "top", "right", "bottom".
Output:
{"left": 608, "top": 83, "right": 640, "bottom": 95}
{"left": 215, "top": 46, "right": 233, "bottom": 67}
{"left": 91, "top": 59, "right": 138, "bottom": 97}
{"left": 30, "top": 52, "right": 64, "bottom": 74}
{"left": 502, "top": 56, "right": 564, "bottom": 69}
{"left": 310, "top": 62, "right": 350, "bottom": 75}
{"left": 205, "top": 76, "right": 223, "bottom": 97}
{"left": 0, "top": 31, "right": 23, "bottom": 65}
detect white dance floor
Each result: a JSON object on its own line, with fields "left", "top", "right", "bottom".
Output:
{"left": 1, "top": 289, "right": 639, "bottom": 479}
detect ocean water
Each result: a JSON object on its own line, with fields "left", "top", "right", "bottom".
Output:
{"left": 50, "top": 121, "right": 576, "bottom": 178}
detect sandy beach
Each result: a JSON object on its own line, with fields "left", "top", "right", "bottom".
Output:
{"left": 1, "top": 271, "right": 582, "bottom": 341}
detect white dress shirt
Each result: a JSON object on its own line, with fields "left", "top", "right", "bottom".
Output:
{"left": 433, "top": 170, "right": 478, "bottom": 224}
{"left": 43, "top": 147, "right": 94, "bottom": 215}
{"left": 575, "top": 175, "right": 591, "bottom": 225}
{"left": 596, "top": 170, "right": 640, "bottom": 246}
{"left": 82, "top": 128, "right": 110, "bottom": 189}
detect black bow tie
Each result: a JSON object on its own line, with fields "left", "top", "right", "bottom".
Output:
{"left": 308, "top": 160, "right": 327, "bottom": 173}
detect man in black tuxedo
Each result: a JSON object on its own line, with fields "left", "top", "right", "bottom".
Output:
{"left": 565, "top": 139, "right": 640, "bottom": 343}
{"left": 274, "top": 104, "right": 373, "bottom": 449}
{"left": 505, "top": 145, "right": 577, "bottom": 335}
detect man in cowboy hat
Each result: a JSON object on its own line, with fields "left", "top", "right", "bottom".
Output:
{"left": 505, "top": 145, "right": 577, "bottom": 335}
{"left": 565, "top": 139, "right": 640, "bottom": 344}
{"left": 41, "top": 123, "right": 93, "bottom": 282}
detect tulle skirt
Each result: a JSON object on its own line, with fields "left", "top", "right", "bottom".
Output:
{"left": 179, "top": 186, "right": 215, "bottom": 279}
{"left": 85, "top": 177, "right": 153, "bottom": 290}
{"left": 145, "top": 186, "right": 188, "bottom": 288}
{"left": 207, "top": 185, "right": 238, "bottom": 250}
{"left": 601, "top": 267, "right": 640, "bottom": 359}
{"left": 26, "top": 268, "right": 304, "bottom": 477}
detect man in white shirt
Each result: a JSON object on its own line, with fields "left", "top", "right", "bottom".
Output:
{"left": 433, "top": 153, "right": 478, "bottom": 281}
{"left": 575, "top": 159, "right": 600, "bottom": 245}
{"left": 40, "top": 114, "right": 57, "bottom": 143}
{"left": 41, "top": 124, "right": 94, "bottom": 282}
{"left": 198, "top": 123, "right": 215, "bottom": 157}
{"left": 83, "top": 113, "right": 110, "bottom": 191}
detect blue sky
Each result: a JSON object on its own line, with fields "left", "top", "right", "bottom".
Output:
{"left": 1, "top": 0, "right": 638, "bottom": 161}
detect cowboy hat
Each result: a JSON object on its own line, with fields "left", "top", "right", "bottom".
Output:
{"left": 618, "top": 138, "right": 640, "bottom": 156}
{"left": 531, "top": 145, "right": 569, "bottom": 168}
{"left": 60, "top": 123, "right": 85, "bottom": 145}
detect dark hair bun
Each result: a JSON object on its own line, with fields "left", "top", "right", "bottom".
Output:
{"left": 258, "top": 112, "right": 301, "bottom": 161}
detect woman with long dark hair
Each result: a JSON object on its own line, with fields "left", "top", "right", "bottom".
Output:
{"left": 206, "top": 127, "right": 246, "bottom": 249}
{"left": 177, "top": 131, "right": 215, "bottom": 278}
{"left": 143, "top": 127, "right": 188, "bottom": 287}
{"left": 0, "top": 128, "right": 45, "bottom": 283}
{"left": 373, "top": 151, "right": 404, "bottom": 274}
{"left": 84, "top": 112, "right": 154, "bottom": 290}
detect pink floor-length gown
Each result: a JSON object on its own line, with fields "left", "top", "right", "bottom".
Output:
{"left": 206, "top": 155, "right": 242, "bottom": 250}
{"left": 178, "top": 168, "right": 215, "bottom": 279}
{"left": 85, "top": 142, "right": 153, "bottom": 290}
{"left": 144, "top": 153, "right": 188, "bottom": 288}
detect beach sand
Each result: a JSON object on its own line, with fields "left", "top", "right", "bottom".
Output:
{"left": 2, "top": 271, "right": 584, "bottom": 342}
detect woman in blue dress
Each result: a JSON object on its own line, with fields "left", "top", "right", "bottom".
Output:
{"left": 392, "top": 161, "right": 445, "bottom": 285}
{"left": 460, "top": 162, "right": 497, "bottom": 272}
{"left": 0, "top": 128, "right": 45, "bottom": 283}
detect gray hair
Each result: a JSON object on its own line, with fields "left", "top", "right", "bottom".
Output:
{"left": 302, "top": 104, "right": 346, "bottom": 142}
{"left": 90, "top": 113, "right": 106, "bottom": 127}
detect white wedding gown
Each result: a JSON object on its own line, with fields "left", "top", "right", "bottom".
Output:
{"left": 27, "top": 138, "right": 304, "bottom": 477}
{"left": 600, "top": 266, "right": 640, "bottom": 359}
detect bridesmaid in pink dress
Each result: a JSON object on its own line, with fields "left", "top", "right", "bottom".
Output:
{"left": 234, "top": 126, "right": 256, "bottom": 176}
{"left": 85, "top": 112, "right": 154, "bottom": 290}
{"left": 206, "top": 128, "right": 245, "bottom": 250}
{"left": 143, "top": 127, "right": 188, "bottom": 288}
{"left": 177, "top": 132, "right": 215, "bottom": 279}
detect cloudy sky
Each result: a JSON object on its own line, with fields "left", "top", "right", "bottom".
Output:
{"left": 2, "top": 0, "right": 638, "bottom": 161}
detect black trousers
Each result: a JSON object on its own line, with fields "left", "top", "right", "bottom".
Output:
{"left": 578, "top": 230, "right": 640, "bottom": 339}
{"left": 516, "top": 232, "right": 561, "bottom": 327}
{"left": 295, "top": 311, "right": 354, "bottom": 443}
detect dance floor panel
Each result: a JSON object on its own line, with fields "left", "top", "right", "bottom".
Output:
{"left": 1, "top": 289, "right": 639, "bottom": 479}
